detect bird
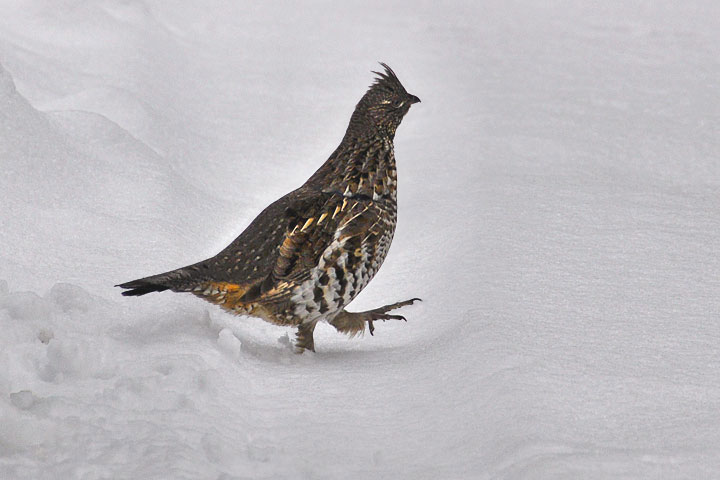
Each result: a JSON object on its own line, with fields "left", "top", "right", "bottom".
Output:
{"left": 117, "top": 63, "right": 421, "bottom": 353}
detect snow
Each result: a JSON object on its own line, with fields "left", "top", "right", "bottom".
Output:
{"left": 1, "top": 1, "right": 719, "bottom": 478}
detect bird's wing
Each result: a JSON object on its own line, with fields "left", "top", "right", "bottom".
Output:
{"left": 118, "top": 186, "right": 381, "bottom": 307}
{"left": 117, "top": 189, "right": 301, "bottom": 297}
{"left": 244, "top": 192, "right": 381, "bottom": 304}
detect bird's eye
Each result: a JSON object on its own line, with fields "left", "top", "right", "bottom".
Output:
{"left": 391, "top": 99, "right": 404, "bottom": 108}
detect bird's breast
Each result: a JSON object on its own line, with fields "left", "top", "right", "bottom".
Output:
{"left": 287, "top": 200, "right": 397, "bottom": 324}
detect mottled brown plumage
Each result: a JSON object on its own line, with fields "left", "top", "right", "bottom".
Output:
{"left": 118, "top": 63, "right": 421, "bottom": 352}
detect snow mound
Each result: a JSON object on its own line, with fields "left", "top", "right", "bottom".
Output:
{"left": 0, "top": 63, "right": 17, "bottom": 95}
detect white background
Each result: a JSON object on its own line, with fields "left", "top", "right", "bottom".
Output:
{"left": 1, "top": 1, "right": 719, "bottom": 478}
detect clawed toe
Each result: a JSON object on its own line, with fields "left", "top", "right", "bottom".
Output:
{"left": 375, "top": 312, "right": 406, "bottom": 321}
{"left": 332, "top": 297, "right": 420, "bottom": 338}
{"left": 368, "top": 313, "right": 405, "bottom": 336}
{"left": 370, "top": 298, "right": 422, "bottom": 315}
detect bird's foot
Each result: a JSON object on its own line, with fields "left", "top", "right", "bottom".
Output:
{"left": 331, "top": 298, "right": 421, "bottom": 336}
{"left": 294, "top": 321, "right": 317, "bottom": 354}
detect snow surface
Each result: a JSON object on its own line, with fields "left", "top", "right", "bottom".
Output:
{"left": 1, "top": 1, "right": 720, "bottom": 478}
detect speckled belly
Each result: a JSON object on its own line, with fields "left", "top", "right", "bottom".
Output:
{"left": 287, "top": 206, "right": 396, "bottom": 324}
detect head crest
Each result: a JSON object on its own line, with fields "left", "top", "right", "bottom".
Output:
{"left": 369, "top": 62, "right": 408, "bottom": 95}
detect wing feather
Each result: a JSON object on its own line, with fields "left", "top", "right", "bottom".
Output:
{"left": 247, "top": 193, "right": 381, "bottom": 304}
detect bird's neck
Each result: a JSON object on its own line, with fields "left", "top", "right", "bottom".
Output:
{"left": 307, "top": 132, "right": 398, "bottom": 202}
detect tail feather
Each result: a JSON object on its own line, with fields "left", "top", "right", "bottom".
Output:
{"left": 116, "top": 280, "right": 170, "bottom": 296}
{"left": 117, "top": 266, "right": 200, "bottom": 297}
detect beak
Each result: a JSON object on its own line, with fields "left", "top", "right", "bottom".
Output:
{"left": 408, "top": 94, "right": 421, "bottom": 105}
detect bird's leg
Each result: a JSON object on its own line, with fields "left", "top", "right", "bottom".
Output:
{"left": 295, "top": 320, "right": 318, "bottom": 353}
{"left": 329, "top": 298, "right": 421, "bottom": 336}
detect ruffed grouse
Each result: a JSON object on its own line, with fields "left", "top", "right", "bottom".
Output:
{"left": 118, "top": 63, "right": 421, "bottom": 353}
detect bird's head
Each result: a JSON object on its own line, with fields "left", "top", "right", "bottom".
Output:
{"left": 352, "top": 63, "right": 420, "bottom": 138}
